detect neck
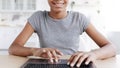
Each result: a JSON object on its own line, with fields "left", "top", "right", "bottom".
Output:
{"left": 49, "top": 10, "right": 67, "bottom": 19}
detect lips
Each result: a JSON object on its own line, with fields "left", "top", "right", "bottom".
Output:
{"left": 52, "top": 2, "right": 64, "bottom": 8}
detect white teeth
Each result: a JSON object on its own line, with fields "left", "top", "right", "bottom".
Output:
{"left": 55, "top": 3, "right": 63, "bottom": 7}
{"left": 54, "top": 3, "right": 63, "bottom": 7}
{"left": 52, "top": 1, "right": 64, "bottom": 7}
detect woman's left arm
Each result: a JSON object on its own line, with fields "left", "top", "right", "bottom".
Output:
{"left": 85, "top": 23, "right": 116, "bottom": 59}
{"left": 68, "top": 23, "right": 116, "bottom": 67}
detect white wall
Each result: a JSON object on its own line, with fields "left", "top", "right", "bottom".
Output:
{"left": 36, "top": 0, "right": 50, "bottom": 11}
{"left": 100, "top": 0, "right": 120, "bottom": 31}
{"left": 100, "top": 0, "right": 120, "bottom": 54}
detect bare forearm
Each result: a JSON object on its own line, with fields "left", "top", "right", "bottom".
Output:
{"left": 92, "top": 43, "right": 116, "bottom": 60}
{"left": 9, "top": 44, "right": 37, "bottom": 57}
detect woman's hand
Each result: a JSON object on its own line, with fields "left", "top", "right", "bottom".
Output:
{"left": 67, "top": 51, "right": 97, "bottom": 67}
{"left": 32, "top": 48, "right": 63, "bottom": 63}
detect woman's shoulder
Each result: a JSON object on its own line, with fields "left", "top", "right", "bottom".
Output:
{"left": 28, "top": 10, "right": 49, "bottom": 19}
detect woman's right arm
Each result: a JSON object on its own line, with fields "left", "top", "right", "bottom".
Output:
{"left": 9, "top": 22, "right": 35, "bottom": 56}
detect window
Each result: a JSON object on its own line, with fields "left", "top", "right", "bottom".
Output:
{"left": 0, "top": 0, "right": 36, "bottom": 11}
{"left": 26, "top": 0, "right": 36, "bottom": 10}
{"left": 15, "top": 0, "right": 24, "bottom": 10}
{"left": 1, "top": 0, "right": 11, "bottom": 10}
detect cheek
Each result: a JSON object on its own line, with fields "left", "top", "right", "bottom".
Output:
{"left": 65, "top": 1, "right": 69, "bottom": 6}
{"left": 48, "top": 0, "right": 51, "bottom": 5}
{"left": 64, "top": 3, "right": 68, "bottom": 8}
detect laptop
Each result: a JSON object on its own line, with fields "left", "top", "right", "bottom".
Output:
{"left": 20, "top": 59, "right": 96, "bottom": 68}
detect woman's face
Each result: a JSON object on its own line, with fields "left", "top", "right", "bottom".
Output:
{"left": 48, "top": 0, "right": 69, "bottom": 12}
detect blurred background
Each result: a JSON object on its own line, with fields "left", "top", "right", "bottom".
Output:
{"left": 0, "top": 0, "right": 120, "bottom": 54}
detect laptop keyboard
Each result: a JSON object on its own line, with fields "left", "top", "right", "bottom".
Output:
{"left": 24, "top": 63, "right": 91, "bottom": 68}
{"left": 21, "top": 59, "right": 94, "bottom": 68}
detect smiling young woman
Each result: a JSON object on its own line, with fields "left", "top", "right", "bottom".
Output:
{"left": 9, "top": 0, "right": 116, "bottom": 67}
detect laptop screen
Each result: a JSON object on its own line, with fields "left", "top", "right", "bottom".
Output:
{"left": 20, "top": 59, "right": 96, "bottom": 68}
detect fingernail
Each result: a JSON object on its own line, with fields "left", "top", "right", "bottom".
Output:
{"left": 85, "top": 62, "right": 89, "bottom": 65}
{"left": 55, "top": 59, "right": 58, "bottom": 62}
{"left": 67, "top": 62, "right": 70, "bottom": 65}
{"left": 77, "top": 64, "right": 80, "bottom": 67}
{"left": 50, "top": 59, "right": 53, "bottom": 63}
{"left": 70, "top": 63, "right": 74, "bottom": 67}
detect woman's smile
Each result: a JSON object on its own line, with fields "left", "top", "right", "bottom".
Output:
{"left": 52, "top": 1, "right": 64, "bottom": 8}
{"left": 48, "top": 0, "right": 68, "bottom": 12}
